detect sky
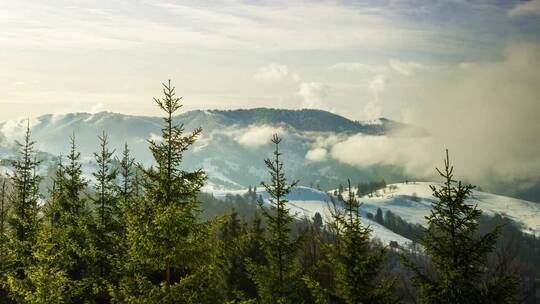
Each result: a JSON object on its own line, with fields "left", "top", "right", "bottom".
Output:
{"left": 0, "top": 0, "right": 538, "bottom": 121}
{"left": 1, "top": 0, "right": 540, "bottom": 190}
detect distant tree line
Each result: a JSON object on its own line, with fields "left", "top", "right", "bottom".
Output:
{"left": 0, "top": 81, "right": 526, "bottom": 303}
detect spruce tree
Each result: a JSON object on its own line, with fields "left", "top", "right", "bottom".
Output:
{"left": 306, "top": 180, "right": 394, "bottom": 304}
{"left": 403, "top": 150, "right": 517, "bottom": 304}
{"left": 220, "top": 209, "right": 252, "bottom": 302}
{"left": 117, "top": 80, "right": 223, "bottom": 303}
{"left": 1, "top": 178, "right": 8, "bottom": 237}
{"left": 15, "top": 162, "right": 72, "bottom": 304}
{"left": 118, "top": 143, "right": 136, "bottom": 227}
{"left": 0, "top": 177, "right": 11, "bottom": 303}
{"left": 242, "top": 215, "right": 266, "bottom": 299}
{"left": 2, "top": 124, "right": 69, "bottom": 304}
{"left": 375, "top": 208, "right": 384, "bottom": 224}
{"left": 90, "top": 131, "right": 120, "bottom": 301}
{"left": 5, "top": 123, "right": 42, "bottom": 296}
{"left": 49, "top": 135, "right": 94, "bottom": 302}
{"left": 248, "top": 134, "right": 305, "bottom": 304}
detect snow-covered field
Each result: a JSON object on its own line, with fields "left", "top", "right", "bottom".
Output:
{"left": 210, "top": 182, "right": 540, "bottom": 247}
{"left": 212, "top": 186, "right": 414, "bottom": 247}
{"left": 355, "top": 182, "right": 540, "bottom": 235}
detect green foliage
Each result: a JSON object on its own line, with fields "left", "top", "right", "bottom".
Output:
{"left": 248, "top": 134, "right": 306, "bottom": 304}
{"left": 0, "top": 83, "right": 524, "bottom": 303}
{"left": 6, "top": 232, "right": 70, "bottom": 304}
{"left": 45, "top": 135, "right": 95, "bottom": 302}
{"left": 118, "top": 143, "right": 136, "bottom": 233}
{"left": 403, "top": 150, "right": 518, "bottom": 304}
{"left": 7, "top": 124, "right": 42, "bottom": 272}
{"left": 90, "top": 131, "right": 122, "bottom": 302}
{"left": 116, "top": 80, "right": 224, "bottom": 303}
{"left": 0, "top": 177, "right": 11, "bottom": 302}
{"left": 219, "top": 209, "right": 261, "bottom": 302}
{"left": 4, "top": 123, "right": 43, "bottom": 303}
{"left": 306, "top": 180, "right": 395, "bottom": 304}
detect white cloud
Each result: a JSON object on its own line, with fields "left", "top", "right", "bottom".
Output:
{"left": 388, "top": 59, "right": 425, "bottom": 76}
{"left": 368, "top": 75, "right": 386, "bottom": 96}
{"left": 253, "top": 63, "right": 298, "bottom": 83}
{"left": 298, "top": 82, "right": 330, "bottom": 109}
{"left": 330, "top": 63, "right": 387, "bottom": 73}
{"left": 233, "top": 125, "right": 286, "bottom": 148}
{"left": 148, "top": 132, "right": 163, "bottom": 143}
{"left": 0, "top": 117, "right": 40, "bottom": 143}
{"left": 329, "top": 42, "right": 540, "bottom": 191}
{"left": 509, "top": 0, "right": 540, "bottom": 17}
{"left": 329, "top": 133, "right": 437, "bottom": 178}
{"left": 90, "top": 102, "right": 106, "bottom": 114}
{"left": 331, "top": 135, "right": 393, "bottom": 166}
{"left": 363, "top": 75, "right": 386, "bottom": 120}
{"left": 0, "top": 1, "right": 435, "bottom": 52}
{"left": 305, "top": 147, "right": 328, "bottom": 162}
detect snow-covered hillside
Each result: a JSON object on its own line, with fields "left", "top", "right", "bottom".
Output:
{"left": 212, "top": 182, "right": 540, "bottom": 247}
{"left": 212, "top": 186, "right": 414, "bottom": 247}
{"left": 354, "top": 182, "right": 540, "bottom": 235}
{"left": 0, "top": 109, "right": 409, "bottom": 191}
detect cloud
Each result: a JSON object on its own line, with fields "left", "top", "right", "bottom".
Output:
{"left": 363, "top": 75, "right": 386, "bottom": 120}
{"left": 233, "top": 125, "right": 286, "bottom": 148}
{"left": 406, "top": 42, "right": 540, "bottom": 186}
{"left": 330, "top": 63, "right": 387, "bottom": 73}
{"left": 148, "top": 132, "right": 163, "bottom": 143}
{"left": 0, "top": 117, "right": 42, "bottom": 143}
{"left": 254, "top": 63, "right": 291, "bottom": 82}
{"left": 388, "top": 59, "right": 425, "bottom": 76}
{"left": 368, "top": 74, "right": 386, "bottom": 96}
{"left": 305, "top": 147, "right": 328, "bottom": 162}
{"left": 509, "top": 0, "right": 540, "bottom": 17}
{"left": 328, "top": 42, "right": 540, "bottom": 193}
{"left": 90, "top": 102, "right": 106, "bottom": 114}
{"left": 298, "top": 82, "right": 330, "bottom": 109}
{"left": 329, "top": 134, "right": 437, "bottom": 178}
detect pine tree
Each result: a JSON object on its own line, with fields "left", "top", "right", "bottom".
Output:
{"left": 241, "top": 215, "right": 266, "bottom": 300}
{"left": 15, "top": 162, "right": 72, "bottom": 304}
{"left": 117, "top": 80, "right": 223, "bottom": 303}
{"left": 2, "top": 124, "right": 70, "bottom": 304}
{"left": 118, "top": 143, "right": 136, "bottom": 219}
{"left": 299, "top": 213, "right": 324, "bottom": 283}
{"left": 49, "top": 135, "right": 94, "bottom": 302}
{"left": 90, "top": 131, "right": 121, "bottom": 301}
{"left": 306, "top": 180, "right": 394, "bottom": 304}
{"left": 219, "top": 209, "right": 254, "bottom": 302}
{"left": 5, "top": 123, "right": 42, "bottom": 296}
{"left": 248, "top": 134, "right": 305, "bottom": 304}
{"left": 403, "top": 150, "right": 517, "bottom": 304}
{"left": 1, "top": 178, "right": 8, "bottom": 237}
{"left": 0, "top": 177, "right": 11, "bottom": 303}
{"left": 375, "top": 208, "right": 384, "bottom": 224}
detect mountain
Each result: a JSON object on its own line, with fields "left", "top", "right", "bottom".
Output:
{"left": 212, "top": 186, "right": 414, "bottom": 247}
{"left": 208, "top": 108, "right": 403, "bottom": 134}
{"left": 1, "top": 108, "right": 539, "bottom": 242}
{"left": 0, "top": 109, "right": 410, "bottom": 190}
{"left": 212, "top": 182, "right": 540, "bottom": 246}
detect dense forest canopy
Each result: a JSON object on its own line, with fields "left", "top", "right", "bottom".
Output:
{"left": 0, "top": 82, "right": 537, "bottom": 303}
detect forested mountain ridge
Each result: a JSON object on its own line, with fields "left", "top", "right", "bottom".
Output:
{"left": 206, "top": 108, "right": 403, "bottom": 134}
{"left": 0, "top": 89, "right": 533, "bottom": 302}
{"left": 0, "top": 109, "right": 411, "bottom": 190}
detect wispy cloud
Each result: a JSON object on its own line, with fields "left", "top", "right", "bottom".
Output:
{"left": 254, "top": 63, "right": 299, "bottom": 83}
{"left": 298, "top": 82, "right": 330, "bottom": 109}
{"left": 330, "top": 63, "right": 387, "bottom": 73}
{"left": 509, "top": 0, "right": 540, "bottom": 17}
{"left": 388, "top": 59, "right": 425, "bottom": 76}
